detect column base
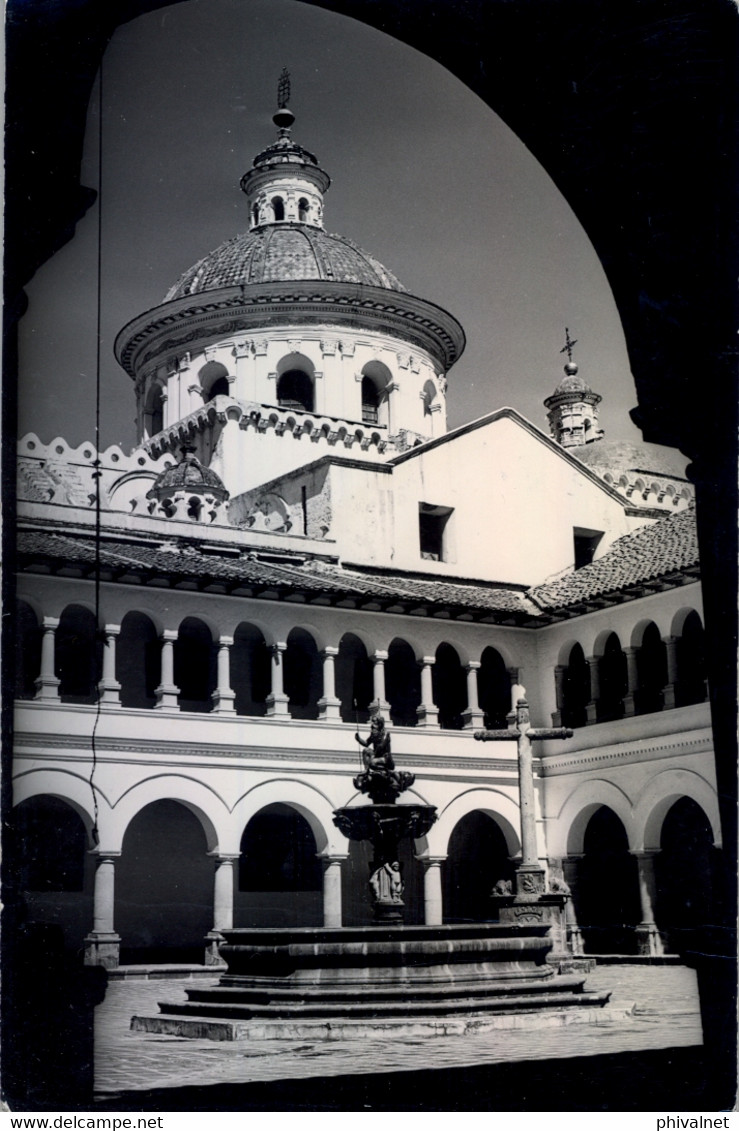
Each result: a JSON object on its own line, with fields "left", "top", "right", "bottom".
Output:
{"left": 492, "top": 892, "right": 569, "bottom": 955}
{"left": 663, "top": 684, "right": 676, "bottom": 709}
{"left": 369, "top": 698, "right": 391, "bottom": 719}
{"left": 211, "top": 690, "right": 236, "bottom": 715}
{"left": 34, "top": 677, "right": 60, "bottom": 701}
{"left": 155, "top": 685, "right": 179, "bottom": 710}
{"left": 567, "top": 926, "right": 585, "bottom": 956}
{"left": 204, "top": 931, "right": 228, "bottom": 966}
{"left": 462, "top": 707, "right": 485, "bottom": 729}
{"left": 585, "top": 701, "right": 598, "bottom": 724}
{"left": 98, "top": 681, "right": 122, "bottom": 707}
{"left": 317, "top": 696, "right": 342, "bottom": 721}
{"left": 266, "top": 693, "right": 290, "bottom": 717}
{"left": 550, "top": 709, "right": 563, "bottom": 727}
{"left": 636, "top": 923, "right": 665, "bottom": 957}
{"left": 416, "top": 705, "right": 439, "bottom": 728}
{"left": 623, "top": 694, "right": 636, "bottom": 717}
{"left": 83, "top": 932, "right": 121, "bottom": 969}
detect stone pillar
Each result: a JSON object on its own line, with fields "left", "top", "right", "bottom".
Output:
{"left": 370, "top": 650, "right": 391, "bottom": 717}
{"left": 98, "top": 624, "right": 121, "bottom": 707}
{"left": 632, "top": 850, "right": 665, "bottom": 956}
{"left": 318, "top": 646, "right": 341, "bottom": 720}
{"left": 205, "top": 853, "right": 239, "bottom": 965}
{"left": 551, "top": 665, "right": 566, "bottom": 726}
{"left": 462, "top": 661, "right": 484, "bottom": 729}
{"left": 623, "top": 647, "right": 638, "bottom": 717}
{"left": 155, "top": 629, "right": 179, "bottom": 709}
{"left": 662, "top": 635, "right": 678, "bottom": 709}
{"left": 34, "top": 617, "right": 60, "bottom": 700}
{"left": 416, "top": 656, "right": 439, "bottom": 727}
{"left": 212, "top": 636, "right": 236, "bottom": 715}
{"left": 419, "top": 856, "right": 446, "bottom": 925}
{"left": 585, "top": 656, "right": 600, "bottom": 724}
{"left": 84, "top": 853, "right": 121, "bottom": 968}
{"left": 320, "top": 855, "right": 347, "bottom": 927}
{"left": 266, "top": 642, "right": 290, "bottom": 716}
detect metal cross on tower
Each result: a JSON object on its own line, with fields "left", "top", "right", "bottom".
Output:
{"left": 475, "top": 696, "right": 572, "bottom": 873}
{"left": 560, "top": 327, "right": 578, "bottom": 363}
{"left": 277, "top": 68, "right": 291, "bottom": 109}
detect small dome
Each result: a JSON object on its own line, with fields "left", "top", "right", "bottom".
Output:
{"left": 553, "top": 371, "right": 592, "bottom": 396}
{"left": 165, "top": 225, "right": 407, "bottom": 301}
{"left": 147, "top": 447, "right": 229, "bottom": 501}
{"left": 575, "top": 439, "right": 689, "bottom": 478}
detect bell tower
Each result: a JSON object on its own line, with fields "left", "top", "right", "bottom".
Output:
{"left": 544, "top": 329, "right": 604, "bottom": 449}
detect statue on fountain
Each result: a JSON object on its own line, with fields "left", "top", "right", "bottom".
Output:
{"left": 353, "top": 716, "right": 415, "bottom": 804}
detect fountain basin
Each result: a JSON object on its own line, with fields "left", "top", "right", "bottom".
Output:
{"left": 131, "top": 923, "right": 612, "bottom": 1040}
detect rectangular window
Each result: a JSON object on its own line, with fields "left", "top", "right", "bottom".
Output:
{"left": 419, "top": 503, "right": 454, "bottom": 562}
{"left": 573, "top": 526, "right": 604, "bottom": 569}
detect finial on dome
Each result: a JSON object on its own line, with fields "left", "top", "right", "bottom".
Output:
{"left": 273, "top": 68, "right": 295, "bottom": 133}
{"left": 560, "top": 327, "right": 578, "bottom": 375}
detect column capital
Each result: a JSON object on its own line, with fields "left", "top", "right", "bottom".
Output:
{"left": 415, "top": 855, "right": 447, "bottom": 866}
{"left": 317, "top": 852, "right": 350, "bottom": 864}
{"left": 103, "top": 623, "right": 121, "bottom": 637}
{"left": 322, "top": 645, "right": 339, "bottom": 658}
{"left": 630, "top": 848, "right": 661, "bottom": 860}
{"left": 420, "top": 655, "right": 436, "bottom": 667}
{"left": 661, "top": 634, "right": 677, "bottom": 645}
{"left": 90, "top": 849, "right": 121, "bottom": 861}
{"left": 41, "top": 616, "right": 60, "bottom": 631}
{"left": 465, "top": 660, "right": 481, "bottom": 672}
{"left": 208, "top": 852, "right": 241, "bottom": 863}
{"left": 217, "top": 635, "right": 234, "bottom": 648}
{"left": 161, "top": 629, "right": 178, "bottom": 643}
{"left": 372, "top": 650, "right": 389, "bottom": 663}
{"left": 270, "top": 641, "right": 287, "bottom": 656}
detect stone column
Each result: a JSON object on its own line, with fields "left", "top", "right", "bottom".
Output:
{"left": 462, "top": 661, "right": 484, "bottom": 729}
{"left": 34, "top": 617, "right": 60, "bottom": 700}
{"left": 585, "top": 656, "right": 600, "bottom": 724}
{"left": 98, "top": 625, "right": 121, "bottom": 707}
{"left": 155, "top": 629, "right": 179, "bottom": 709}
{"left": 370, "top": 650, "right": 391, "bottom": 717}
{"left": 623, "top": 647, "right": 638, "bottom": 716}
{"left": 416, "top": 656, "right": 439, "bottom": 727}
{"left": 418, "top": 856, "right": 446, "bottom": 925}
{"left": 632, "top": 850, "right": 665, "bottom": 956}
{"left": 212, "top": 636, "right": 236, "bottom": 715}
{"left": 562, "top": 855, "right": 585, "bottom": 955}
{"left": 662, "top": 635, "right": 677, "bottom": 709}
{"left": 318, "top": 646, "right": 341, "bottom": 720}
{"left": 84, "top": 852, "right": 121, "bottom": 968}
{"left": 205, "top": 853, "right": 239, "bottom": 965}
{"left": 320, "top": 854, "right": 347, "bottom": 927}
{"left": 551, "top": 664, "right": 566, "bottom": 726}
{"left": 266, "top": 642, "right": 290, "bottom": 716}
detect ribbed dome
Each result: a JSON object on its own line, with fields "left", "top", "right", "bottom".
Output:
{"left": 575, "top": 440, "right": 689, "bottom": 478}
{"left": 147, "top": 449, "right": 229, "bottom": 500}
{"left": 553, "top": 372, "right": 592, "bottom": 395}
{"left": 165, "top": 225, "right": 407, "bottom": 301}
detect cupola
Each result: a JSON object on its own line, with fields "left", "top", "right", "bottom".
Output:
{"left": 146, "top": 444, "right": 229, "bottom": 523}
{"left": 240, "top": 69, "right": 330, "bottom": 231}
{"left": 544, "top": 330, "right": 604, "bottom": 449}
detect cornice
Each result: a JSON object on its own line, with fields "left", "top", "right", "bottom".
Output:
{"left": 540, "top": 730, "right": 713, "bottom": 776}
{"left": 114, "top": 282, "right": 465, "bottom": 378}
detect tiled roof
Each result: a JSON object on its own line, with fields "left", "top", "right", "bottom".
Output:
{"left": 16, "top": 531, "right": 537, "bottom": 621}
{"left": 165, "top": 226, "right": 406, "bottom": 301}
{"left": 530, "top": 507, "right": 699, "bottom": 611}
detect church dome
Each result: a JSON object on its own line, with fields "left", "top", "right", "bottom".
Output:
{"left": 147, "top": 447, "right": 229, "bottom": 502}
{"left": 574, "top": 439, "right": 689, "bottom": 478}
{"left": 164, "top": 225, "right": 407, "bottom": 301}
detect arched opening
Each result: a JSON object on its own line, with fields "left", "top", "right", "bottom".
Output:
{"left": 251, "top": 204, "right": 259, "bottom": 227}
{"left": 145, "top": 384, "right": 165, "bottom": 438}
{"left": 336, "top": 633, "right": 373, "bottom": 723}
{"left": 15, "top": 600, "right": 41, "bottom": 699}
{"left": 597, "top": 633, "right": 627, "bottom": 722}
{"left": 635, "top": 622, "right": 667, "bottom": 715}
{"left": 478, "top": 647, "right": 510, "bottom": 729}
{"left": 117, "top": 800, "right": 212, "bottom": 964}
{"left": 277, "top": 368, "right": 313, "bottom": 412}
{"left": 231, "top": 623, "right": 271, "bottom": 717}
{"left": 561, "top": 642, "right": 590, "bottom": 727}
{"left": 655, "top": 797, "right": 721, "bottom": 953}
{"left": 237, "top": 804, "right": 322, "bottom": 927}
{"left": 198, "top": 360, "right": 230, "bottom": 402}
{"left": 575, "top": 806, "right": 640, "bottom": 954}
{"left": 207, "top": 375, "right": 229, "bottom": 400}
{"left": 421, "top": 378, "right": 437, "bottom": 417}
{"left": 675, "top": 611, "right": 707, "bottom": 706}
{"left": 298, "top": 197, "right": 309, "bottom": 222}
{"left": 55, "top": 605, "right": 100, "bottom": 704}
{"left": 284, "top": 627, "right": 322, "bottom": 720}
{"left": 342, "top": 836, "right": 423, "bottom": 927}
{"left": 271, "top": 196, "right": 285, "bottom": 221}
{"left": 361, "top": 375, "right": 381, "bottom": 425}
{"left": 444, "top": 811, "right": 514, "bottom": 922}
{"left": 386, "top": 638, "right": 421, "bottom": 727}
{"left": 12, "top": 797, "right": 94, "bottom": 953}
{"left": 432, "top": 642, "right": 466, "bottom": 730}
{"left": 174, "top": 617, "right": 215, "bottom": 712}
{"left": 117, "top": 611, "right": 160, "bottom": 709}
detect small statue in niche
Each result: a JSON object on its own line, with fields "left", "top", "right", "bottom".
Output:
{"left": 369, "top": 860, "right": 404, "bottom": 904}
{"left": 353, "top": 716, "right": 415, "bottom": 803}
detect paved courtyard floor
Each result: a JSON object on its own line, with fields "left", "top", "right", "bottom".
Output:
{"left": 94, "top": 964, "right": 703, "bottom": 1099}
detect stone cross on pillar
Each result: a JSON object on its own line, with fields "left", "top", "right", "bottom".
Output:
{"left": 475, "top": 695, "right": 572, "bottom": 899}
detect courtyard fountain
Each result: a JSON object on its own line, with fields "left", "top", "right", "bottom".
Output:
{"left": 132, "top": 710, "right": 611, "bottom": 1040}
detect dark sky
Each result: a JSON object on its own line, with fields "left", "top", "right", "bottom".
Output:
{"left": 18, "top": 0, "right": 646, "bottom": 452}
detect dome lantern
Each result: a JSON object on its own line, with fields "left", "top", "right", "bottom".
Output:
{"left": 543, "top": 329, "right": 604, "bottom": 449}
{"left": 240, "top": 71, "right": 331, "bottom": 231}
